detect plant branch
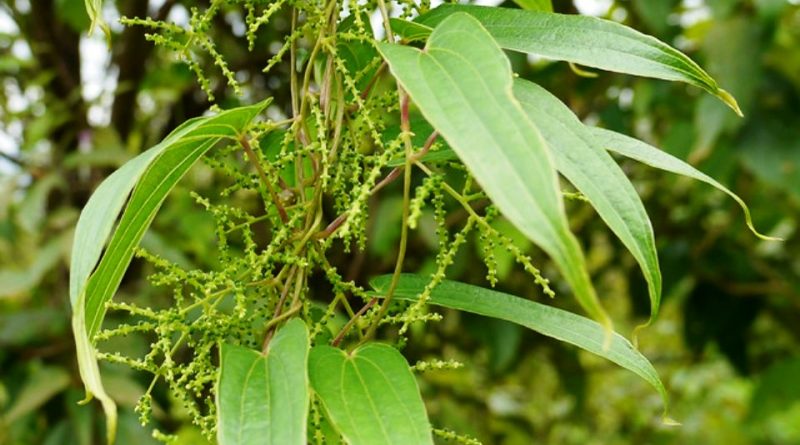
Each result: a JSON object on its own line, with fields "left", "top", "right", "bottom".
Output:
{"left": 363, "top": 88, "right": 415, "bottom": 341}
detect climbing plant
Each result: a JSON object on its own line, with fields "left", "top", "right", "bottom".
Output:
{"left": 70, "top": 0, "right": 770, "bottom": 443}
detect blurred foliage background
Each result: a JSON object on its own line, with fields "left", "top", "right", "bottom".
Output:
{"left": 1, "top": 0, "right": 799, "bottom": 443}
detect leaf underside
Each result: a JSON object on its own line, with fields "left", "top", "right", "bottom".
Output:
{"left": 513, "top": 79, "right": 662, "bottom": 323}
{"left": 369, "top": 274, "right": 672, "bottom": 419}
{"left": 415, "top": 5, "right": 741, "bottom": 115}
{"left": 378, "top": 12, "right": 612, "bottom": 330}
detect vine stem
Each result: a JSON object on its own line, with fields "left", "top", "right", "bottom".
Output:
{"left": 289, "top": 8, "right": 299, "bottom": 118}
{"left": 263, "top": 265, "right": 300, "bottom": 352}
{"left": 363, "top": 12, "right": 415, "bottom": 342}
{"left": 332, "top": 298, "right": 377, "bottom": 347}
{"left": 239, "top": 135, "right": 288, "bottom": 223}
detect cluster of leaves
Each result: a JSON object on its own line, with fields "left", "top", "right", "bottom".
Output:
{"left": 66, "top": 0, "right": 784, "bottom": 444}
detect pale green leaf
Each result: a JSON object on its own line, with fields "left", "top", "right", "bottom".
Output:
{"left": 514, "top": 79, "right": 662, "bottom": 323}
{"left": 69, "top": 100, "right": 269, "bottom": 444}
{"left": 369, "top": 274, "right": 673, "bottom": 420}
{"left": 589, "top": 127, "right": 777, "bottom": 240}
{"left": 83, "top": 0, "right": 110, "bottom": 42}
{"left": 416, "top": 5, "right": 742, "bottom": 115}
{"left": 377, "top": 13, "right": 611, "bottom": 329}
{"left": 217, "top": 319, "right": 309, "bottom": 445}
{"left": 75, "top": 100, "right": 269, "bottom": 338}
{"left": 309, "top": 343, "right": 434, "bottom": 445}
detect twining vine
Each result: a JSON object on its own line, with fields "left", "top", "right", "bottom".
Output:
{"left": 98, "top": 0, "right": 552, "bottom": 442}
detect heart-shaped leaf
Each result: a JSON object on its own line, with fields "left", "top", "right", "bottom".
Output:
{"left": 309, "top": 343, "right": 434, "bottom": 445}
{"left": 217, "top": 319, "right": 310, "bottom": 445}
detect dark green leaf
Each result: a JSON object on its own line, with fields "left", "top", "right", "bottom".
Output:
{"left": 2, "top": 366, "right": 70, "bottom": 424}
{"left": 749, "top": 356, "right": 800, "bottom": 422}
{"left": 0, "top": 237, "right": 63, "bottom": 299}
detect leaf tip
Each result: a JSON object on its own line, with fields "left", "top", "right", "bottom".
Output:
{"left": 77, "top": 391, "right": 94, "bottom": 405}
{"left": 753, "top": 232, "right": 783, "bottom": 242}
{"left": 717, "top": 88, "right": 743, "bottom": 117}
{"left": 630, "top": 321, "right": 650, "bottom": 349}
{"left": 748, "top": 221, "right": 783, "bottom": 242}
{"left": 568, "top": 62, "right": 598, "bottom": 78}
{"left": 661, "top": 416, "right": 681, "bottom": 427}
{"left": 738, "top": 202, "right": 783, "bottom": 241}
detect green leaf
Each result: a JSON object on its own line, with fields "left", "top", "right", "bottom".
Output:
{"left": 377, "top": 13, "right": 611, "bottom": 330}
{"left": 309, "top": 343, "right": 434, "bottom": 445}
{"left": 514, "top": 79, "right": 662, "bottom": 325}
{"left": 216, "top": 319, "right": 309, "bottom": 445}
{"left": 589, "top": 127, "right": 776, "bottom": 240}
{"left": 0, "top": 307, "right": 66, "bottom": 346}
{"left": 388, "top": 18, "right": 435, "bottom": 43}
{"left": 17, "top": 173, "right": 63, "bottom": 232}
{"left": 631, "top": 0, "right": 678, "bottom": 35}
{"left": 73, "top": 100, "right": 268, "bottom": 335}
{"left": 57, "top": 0, "right": 91, "bottom": 33}
{"left": 69, "top": 100, "right": 269, "bottom": 444}
{"left": 512, "top": 0, "right": 552, "bottom": 12}
{"left": 369, "top": 274, "right": 673, "bottom": 420}
{"left": 416, "top": 5, "right": 742, "bottom": 115}
{"left": 694, "top": 17, "right": 761, "bottom": 152}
